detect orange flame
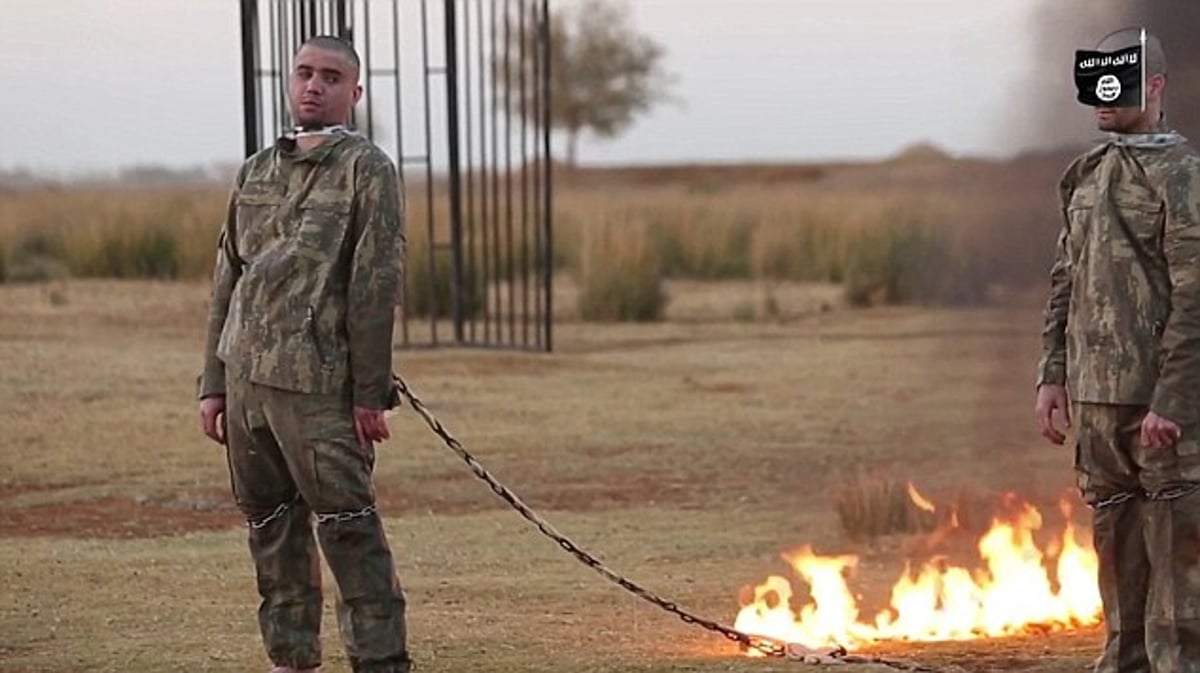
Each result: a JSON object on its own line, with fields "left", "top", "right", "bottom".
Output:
{"left": 907, "top": 482, "right": 937, "bottom": 513}
{"left": 734, "top": 495, "right": 1101, "bottom": 654}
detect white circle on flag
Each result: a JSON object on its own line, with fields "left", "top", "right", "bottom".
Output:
{"left": 1096, "top": 75, "right": 1122, "bottom": 103}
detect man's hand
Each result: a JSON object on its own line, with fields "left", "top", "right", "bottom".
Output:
{"left": 1141, "top": 411, "right": 1182, "bottom": 449}
{"left": 199, "top": 395, "right": 228, "bottom": 445}
{"left": 1035, "top": 384, "right": 1072, "bottom": 445}
{"left": 353, "top": 406, "right": 391, "bottom": 452}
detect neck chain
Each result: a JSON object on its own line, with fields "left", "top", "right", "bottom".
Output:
{"left": 285, "top": 124, "right": 354, "bottom": 139}
{"left": 1105, "top": 131, "right": 1186, "bottom": 149}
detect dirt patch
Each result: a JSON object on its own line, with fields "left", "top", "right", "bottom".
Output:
{"left": 0, "top": 463, "right": 717, "bottom": 540}
{"left": 0, "top": 495, "right": 242, "bottom": 539}
{"left": 863, "top": 628, "right": 1103, "bottom": 671}
{"left": 681, "top": 375, "right": 753, "bottom": 394}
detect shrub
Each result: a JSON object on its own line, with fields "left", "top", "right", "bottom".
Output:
{"left": 405, "top": 242, "right": 485, "bottom": 319}
{"left": 842, "top": 210, "right": 987, "bottom": 307}
{"left": 74, "top": 223, "right": 181, "bottom": 279}
{"left": 3, "top": 231, "right": 70, "bottom": 283}
{"left": 577, "top": 221, "right": 668, "bottom": 322}
{"left": 833, "top": 476, "right": 939, "bottom": 541}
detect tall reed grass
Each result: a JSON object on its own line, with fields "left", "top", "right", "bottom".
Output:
{"left": 0, "top": 157, "right": 1062, "bottom": 318}
{"left": 576, "top": 217, "right": 667, "bottom": 321}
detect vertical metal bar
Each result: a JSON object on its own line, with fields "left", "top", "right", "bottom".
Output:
{"left": 530, "top": 0, "right": 542, "bottom": 348}
{"left": 421, "top": 0, "right": 438, "bottom": 344}
{"left": 363, "top": 0, "right": 374, "bottom": 140}
{"left": 503, "top": 0, "right": 515, "bottom": 345}
{"left": 280, "top": 0, "right": 290, "bottom": 134}
{"left": 518, "top": 0, "right": 529, "bottom": 347}
{"left": 489, "top": 0, "right": 502, "bottom": 346}
{"left": 463, "top": 0, "right": 477, "bottom": 344}
{"left": 391, "top": 0, "right": 408, "bottom": 347}
{"left": 268, "top": 0, "right": 279, "bottom": 134}
{"left": 540, "top": 0, "right": 553, "bottom": 352}
{"left": 337, "top": 0, "right": 349, "bottom": 36}
{"left": 289, "top": 0, "right": 299, "bottom": 76}
{"left": 259, "top": 0, "right": 269, "bottom": 153}
{"left": 445, "top": 0, "right": 466, "bottom": 343}
{"left": 289, "top": 0, "right": 298, "bottom": 125}
{"left": 477, "top": 0, "right": 492, "bottom": 343}
{"left": 240, "top": 0, "right": 261, "bottom": 158}
{"left": 288, "top": 0, "right": 295, "bottom": 130}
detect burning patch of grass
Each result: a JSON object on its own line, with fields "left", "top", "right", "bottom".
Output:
{"left": 833, "top": 476, "right": 940, "bottom": 541}
{"left": 832, "top": 473, "right": 999, "bottom": 543}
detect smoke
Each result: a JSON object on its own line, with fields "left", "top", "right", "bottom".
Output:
{"left": 1010, "top": 0, "right": 1200, "bottom": 153}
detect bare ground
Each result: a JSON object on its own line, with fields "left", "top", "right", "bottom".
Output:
{"left": 0, "top": 279, "right": 1101, "bottom": 673}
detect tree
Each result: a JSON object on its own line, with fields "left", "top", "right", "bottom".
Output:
{"left": 499, "top": 0, "right": 677, "bottom": 168}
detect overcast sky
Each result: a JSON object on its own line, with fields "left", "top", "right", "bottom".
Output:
{"left": 3, "top": 0, "right": 1102, "bottom": 176}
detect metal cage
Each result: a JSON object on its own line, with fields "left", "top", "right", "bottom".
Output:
{"left": 240, "top": 0, "right": 553, "bottom": 351}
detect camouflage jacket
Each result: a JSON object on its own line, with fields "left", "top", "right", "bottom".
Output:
{"left": 1039, "top": 123, "right": 1200, "bottom": 424}
{"left": 198, "top": 131, "right": 405, "bottom": 409}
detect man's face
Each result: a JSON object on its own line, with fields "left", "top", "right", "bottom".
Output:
{"left": 289, "top": 45, "right": 361, "bottom": 128}
{"left": 1094, "top": 105, "right": 1146, "bottom": 133}
{"left": 1094, "top": 73, "right": 1165, "bottom": 133}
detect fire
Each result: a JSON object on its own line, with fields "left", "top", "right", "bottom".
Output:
{"left": 733, "top": 493, "right": 1102, "bottom": 654}
{"left": 907, "top": 482, "right": 937, "bottom": 513}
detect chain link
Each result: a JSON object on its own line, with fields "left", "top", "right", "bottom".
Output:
{"left": 315, "top": 504, "right": 378, "bottom": 525}
{"left": 1092, "top": 483, "right": 1200, "bottom": 510}
{"left": 1092, "top": 490, "right": 1138, "bottom": 510}
{"left": 1148, "top": 483, "right": 1200, "bottom": 502}
{"left": 246, "top": 494, "right": 298, "bottom": 530}
{"left": 391, "top": 375, "right": 950, "bottom": 672}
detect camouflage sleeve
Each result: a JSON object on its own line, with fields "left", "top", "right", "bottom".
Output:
{"left": 1037, "top": 225, "right": 1071, "bottom": 387}
{"left": 1150, "top": 161, "right": 1200, "bottom": 425}
{"left": 197, "top": 172, "right": 245, "bottom": 399}
{"left": 1036, "top": 174, "right": 1075, "bottom": 388}
{"left": 347, "top": 152, "right": 405, "bottom": 410}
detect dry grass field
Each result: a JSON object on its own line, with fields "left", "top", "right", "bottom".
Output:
{"left": 0, "top": 153, "right": 1110, "bottom": 672}
{"left": 0, "top": 275, "right": 1106, "bottom": 673}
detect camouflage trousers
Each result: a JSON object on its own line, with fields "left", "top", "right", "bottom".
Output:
{"left": 1074, "top": 403, "right": 1200, "bottom": 673}
{"left": 223, "top": 377, "right": 410, "bottom": 673}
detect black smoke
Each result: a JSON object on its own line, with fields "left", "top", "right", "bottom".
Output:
{"left": 1011, "top": 0, "right": 1200, "bottom": 154}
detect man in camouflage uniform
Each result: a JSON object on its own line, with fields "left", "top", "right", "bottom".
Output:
{"left": 1036, "top": 28, "right": 1200, "bottom": 673}
{"left": 196, "top": 35, "right": 410, "bottom": 673}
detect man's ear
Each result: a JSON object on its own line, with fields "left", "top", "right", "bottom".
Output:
{"left": 1149, "top": 73, "right": 1167, "bottom": 101}
{"left": 353, "top": 84, "right": 364, "bottom": 106}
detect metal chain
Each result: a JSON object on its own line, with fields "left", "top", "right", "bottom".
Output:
{"left": 1148, "top": 483, "right": 1200, "bottom": 502}
{"left": 315, "top": 504, "right": 378, "bottom": 525}
{"left": 391, "top": 374, "right": 950, "bottom": 672}
{"left": 247, "top": 494, "right": 298, "bottom": 530}
{"left": 1092, "top": 490, "right": 1137, "bottom": 510}
{"left": 1093, "top": 483, "right": 1200, "bottom": 509}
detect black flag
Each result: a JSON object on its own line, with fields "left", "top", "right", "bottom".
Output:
{"left": 1074, "top": 41, "right": 1144, "bottom": 108}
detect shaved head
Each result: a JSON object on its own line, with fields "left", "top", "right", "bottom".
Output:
{"left": 297, "top": 35, "right": 361, "bottom": 80}
{"left": 288, "top": 35, "right": 363, "bottom": 129}
{"left": 1090, "top": 26, "right": 1169, "bottom": 132}
{"left": 1097, "top": 27, "right": 1166, "bottom": 77}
